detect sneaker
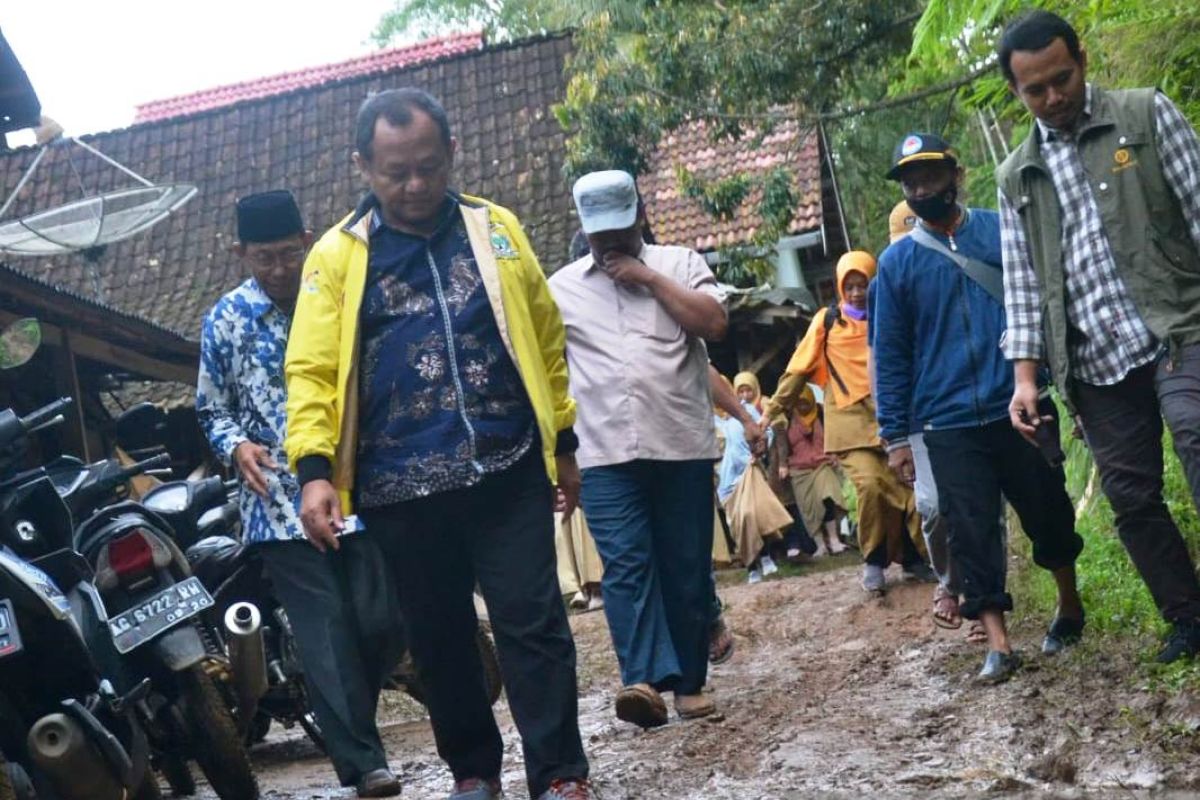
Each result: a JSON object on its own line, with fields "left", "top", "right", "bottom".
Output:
{"left": 569, "top": 592, "right": 588, "bottom": 610}
{"left": 356, "top": 769, "right": 401, "bottom": 798}
{"left": 586, "top": 594, "right": 605, "bottom": 612}
{"left": 747, "top": 569, "right": 763, "bottom": 584}
{"left": 537, "top": 779, "right": 592, "bottom": 800}
{"left": 761, "top": 555, "right": 779, "bottom": 576}
{"left": 902, "top": 561, "right": 938, "bottom": 584}
{"left": 1157, "top": 620, "right": 1200, "bottom": 664}
{"left": 449, "top": 777, "right": 503, "bottom": 800}
{"left": 786, "top": 547, "right": 801, "bottom": 558}
{"left": 861, "top": 564, "right": 885, "bottom": 593}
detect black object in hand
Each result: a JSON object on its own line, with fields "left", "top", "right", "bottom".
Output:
{"left": 1020, "top": 409, "right": 1065, "bottom": 468}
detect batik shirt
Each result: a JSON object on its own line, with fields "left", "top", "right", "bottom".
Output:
{"left": 197, "top": 278, "right": 303, "bottom": 544}
{"left": 355, "top": 199, "right": 535, "bottom": 508}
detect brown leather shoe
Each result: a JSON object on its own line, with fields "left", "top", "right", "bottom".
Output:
{"left": 674, "top": 692, "right": 716, "bottom": 720}
{"left": 614, "top": 683, "right": 668, "bottom": 728}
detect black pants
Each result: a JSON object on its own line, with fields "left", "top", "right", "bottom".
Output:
{"left": 925, "top": 415, "right": 1084, "bottom": 620}
{"left": 257, "top": 536, "right": 403, "bottom": 786}
{"left": 1074, "top": 349, "right": 1200, "bottom": 623}
{"left": 361, "top": 450, "right": 588, "bottom": 798}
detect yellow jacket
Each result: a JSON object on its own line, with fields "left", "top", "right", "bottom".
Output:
{"left": 284, "top": 194, "right": 576, "bottom": 512}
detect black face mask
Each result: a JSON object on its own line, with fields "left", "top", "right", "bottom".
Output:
{"left": 908, "top": 184, "right": 958, "bottom": 223}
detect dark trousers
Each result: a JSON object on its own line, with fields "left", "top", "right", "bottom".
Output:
{"left": 925, "top": 415, "right": 1084, "bottom": 620}
{"left": 579, "top": 460, "right": 713, "bottom": 695}
{"left": 257, "top": 536, "right": 402, "bottom": 786}
{"left": 1074, "top": 347, "right": 1200, "bottom": 623}
{"left": 361, "top": 450, "right": 587, "bottom": 798}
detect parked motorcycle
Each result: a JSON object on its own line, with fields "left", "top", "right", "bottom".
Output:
{"left": 113, "top": 404, "right": 503, "bottom": 751}
{"left": 175, "top": 499, "right": 504, "bottom": 751}
{"left": 0, "top": 395, "right": 161, "bottom": 799}
{"left": 38, "top": 453, "right": 260, "bottom": 799}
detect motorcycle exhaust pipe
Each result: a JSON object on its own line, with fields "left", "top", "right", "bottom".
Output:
{"left": 27, "top": 713, "right": 125, "bottom": 800}
{"left": 224, "top": 601, "right": 268, "bottom": 733}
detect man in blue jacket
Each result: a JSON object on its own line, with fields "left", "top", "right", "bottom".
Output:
{"left": 873, "top": 133, "right": 1085, "bottom": 684}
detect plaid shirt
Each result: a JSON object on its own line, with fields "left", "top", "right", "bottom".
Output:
{"left": 1000, "top": 86, "right": 1200, "bottom": 385}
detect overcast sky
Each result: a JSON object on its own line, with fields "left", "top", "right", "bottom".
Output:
{"left": 4, "top": 0, "right": 401, "bottom": 140}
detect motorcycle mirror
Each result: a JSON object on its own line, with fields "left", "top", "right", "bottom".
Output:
{"left": 0, "top": 318, "right": 41, "bottom": 369}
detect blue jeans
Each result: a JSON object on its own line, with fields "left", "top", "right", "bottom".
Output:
{"left": 580, "top": 459, "right": 713, "bottom": 695}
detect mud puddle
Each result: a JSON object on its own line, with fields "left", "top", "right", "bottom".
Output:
{"left": 191, "top": 562, "right": 1199, "bottom": 799}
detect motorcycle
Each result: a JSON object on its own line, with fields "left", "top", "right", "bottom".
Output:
{"left": 113, "top": 404, "right": 503, "bottom": 751}
{"left": 37, "top": 452, "right": 260, "bottom": 800}
{"left": 166, "top": 487, "right": 505, "bottom": 751}
{"left": 0, "top": 325, "right": 161, "bottom": 800}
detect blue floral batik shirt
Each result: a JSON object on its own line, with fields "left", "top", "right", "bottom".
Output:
{"left": 196, "top": 278, "right": 303, "bottom": 544}
{"left": 355, "top": 198, "right": 536, "bottom": 508}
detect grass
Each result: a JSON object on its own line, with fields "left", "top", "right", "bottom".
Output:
{"left": 1009, "top": 398, "right": 1200, "bottom": 685}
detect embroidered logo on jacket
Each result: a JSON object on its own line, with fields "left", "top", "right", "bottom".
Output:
{"left": 490, "top": 224, "right": 518, "bottom": 258}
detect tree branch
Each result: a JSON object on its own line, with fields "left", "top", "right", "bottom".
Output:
{"left": 819, "top": 60, "right": 998, "bottom": 121}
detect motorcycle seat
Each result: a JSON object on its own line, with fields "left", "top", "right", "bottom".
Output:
{"left": 185, "top": 536, "right": 247, "bottom": 589}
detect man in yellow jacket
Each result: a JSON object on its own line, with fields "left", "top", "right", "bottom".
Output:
{"left": 284, "top": 89, "right": 591, "bottom": 800}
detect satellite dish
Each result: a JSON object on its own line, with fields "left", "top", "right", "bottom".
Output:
{"left": 0, "top": 136, "right": 196, "bottom": 256}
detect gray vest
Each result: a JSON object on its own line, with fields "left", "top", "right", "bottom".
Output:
{"left": 996, "top": 86, "right": 1200, "bottom": 399}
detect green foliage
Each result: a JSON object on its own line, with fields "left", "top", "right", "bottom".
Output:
{"left": 712, "top": 246, "right": 774, "bottom": 289}
{"left": 553, "top": 0, "right": 927, "bottom": 257}
{"left": 676, "top": 167, "right": 751, "bottom": 222}
{"left": 372, "top": 0, "right": 579, "bottom": 43}
{"left": 907, "top": 0, "right": 1200, "bottom": 130}
{"left": 372, "top": 1, "right": 1200, "bottom": 259}
{"left": 759, "top": 166, "right": 798, "bottom": 243}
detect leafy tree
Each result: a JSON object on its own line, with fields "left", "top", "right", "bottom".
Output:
{"left": 371, "top": 1, "right": 1200, "bottom": 264}
{"left": 907, "top": 0, "right": 1200, "bottom": 127}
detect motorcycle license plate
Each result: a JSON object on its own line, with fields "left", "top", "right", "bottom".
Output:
{"left": 109, "top": 577, "right": 213, "bottom": 654}
{"left": 0, "top": 598, "right": 22, "bottom": 658}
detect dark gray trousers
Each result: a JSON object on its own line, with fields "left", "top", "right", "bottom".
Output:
{"left": 257, "top": 536, "right": 404, "bottom": 786}
{"left": 362, "top": 450, "right": 588, "bottom": 798}
{"left": 1074, "top": 344, "right": 1200, "bottom": 623}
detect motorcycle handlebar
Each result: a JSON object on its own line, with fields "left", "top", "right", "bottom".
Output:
{"left": 116, "top": 452, "right": 172, "bottom": 484}
{"left": 19, "top": 397, "right": 73, "bottom": 432}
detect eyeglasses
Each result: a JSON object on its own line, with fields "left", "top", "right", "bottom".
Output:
{"left": 246, "top": 247, "right": 306, "bottom": 268}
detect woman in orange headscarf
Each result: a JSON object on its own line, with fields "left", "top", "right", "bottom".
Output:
{"left": 763, "top": 251, "right": 928, "bottom": 593}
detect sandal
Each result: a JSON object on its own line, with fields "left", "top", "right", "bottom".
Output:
{"left": 931, "top": 584, "right": 962, "bottom": 630}
{"left": 709, "top": 617, "right": 735, "bottom": 665}
{"left": 965, "top": 620, "right": 988, "bottom": 645}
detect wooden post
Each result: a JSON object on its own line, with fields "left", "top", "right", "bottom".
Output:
{"left": 51, "top": 331, "right": 90, "bottom": 461}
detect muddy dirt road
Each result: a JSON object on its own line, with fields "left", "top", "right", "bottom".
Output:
{"left": 195, "top": 561, "right": 1200, "bottom": 799}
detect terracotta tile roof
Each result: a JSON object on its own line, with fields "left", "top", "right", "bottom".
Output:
{"left": 133, "top": 32, "right": 485, "bottom": 123}
{"left": 0, "top": 34, "right": 576, "bottom": 347}
{"left": 640, "top": 120, "right": 823, "bottom": 252}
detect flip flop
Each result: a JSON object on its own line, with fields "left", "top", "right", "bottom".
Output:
{"left": 931, "top": 584, "right": 963, "bottom": 630}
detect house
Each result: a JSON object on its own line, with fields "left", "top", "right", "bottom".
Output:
{"left": 0, "top": 30, "right": 850, "bottom": 462}
{"left": 639, "top": 118, "right": 851, "bottom": 384}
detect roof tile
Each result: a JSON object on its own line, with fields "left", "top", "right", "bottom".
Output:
{"left": 640, "top": 119, "right": 824, "bottom": 252}
{"left": 133, "top": 32, "right": 484, "bottom": 123}
{"left": 0, "top": 35, "right": 576, "bottom": 342}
